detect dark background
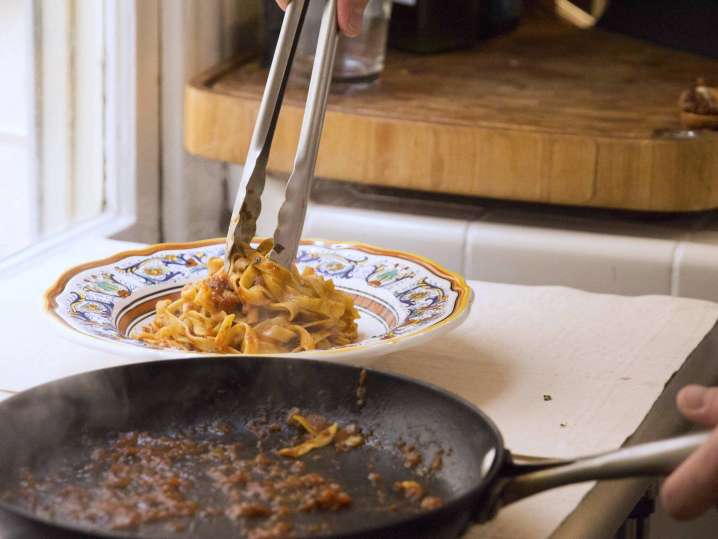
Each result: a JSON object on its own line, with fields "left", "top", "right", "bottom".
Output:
{"left": 599, "top": 0, "right": 718, "bottom": 58}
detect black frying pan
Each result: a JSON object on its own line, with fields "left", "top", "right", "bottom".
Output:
{"left": 0, "top": 358, "right": 706, "bottom": 539}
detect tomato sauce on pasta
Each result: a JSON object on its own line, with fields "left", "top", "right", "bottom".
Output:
{"left": 136, "top": 240, "right": 359, "bottom": 353}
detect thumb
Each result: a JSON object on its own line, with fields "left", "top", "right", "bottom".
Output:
{"left": 338, "top": 0, "right": 369, "bottom": 37}
{"left": 677, "top": 385, "right": 718, "bottom": 427}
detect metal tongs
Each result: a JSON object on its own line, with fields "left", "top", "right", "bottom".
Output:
{"left": 224, "top": 0, "right": 339, "bottom": 269}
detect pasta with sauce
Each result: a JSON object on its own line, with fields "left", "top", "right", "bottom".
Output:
{"left": 135, "top": 239, "right": 359, "bottom": 353}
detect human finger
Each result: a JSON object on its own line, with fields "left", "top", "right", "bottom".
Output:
{"left": 337, "top": 0, "right": 369, "bottom": 37}
{"left": 677, "top": 385, "right": 718, "bottom": 428}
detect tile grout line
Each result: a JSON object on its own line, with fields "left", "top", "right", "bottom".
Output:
{"left": 460, "top": 219, "right": 470, "bottom": 278}
{"left": 669, "top": 215, "right": 708, "bottom": 298}
{"left": 462, "top": 207, "right": 492, "bottom": 280}
{"left": 670, "top": 241, "right": 684, "bottom": 298}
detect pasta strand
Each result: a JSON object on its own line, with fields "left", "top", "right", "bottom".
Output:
{"left": 135, "top": 242, "right": 359, "bottom": 353}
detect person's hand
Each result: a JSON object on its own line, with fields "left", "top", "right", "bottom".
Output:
{"left": 275, "top": 0, "right": 369, "bottom": 37}
{"left": 661, "top": 385, "right": 718, "bottom": 519}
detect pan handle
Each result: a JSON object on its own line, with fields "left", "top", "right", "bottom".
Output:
{"left": 476, "top": 431, "right": 709, "bottom": 523}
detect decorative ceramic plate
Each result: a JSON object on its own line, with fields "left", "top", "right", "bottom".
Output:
{"left": 45, "top": 239, "right": 472, "bottom": 361}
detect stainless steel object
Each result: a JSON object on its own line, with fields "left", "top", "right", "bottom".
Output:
{"left": 225, "top": 0, "right": 339, "bottom": 269}
{"left": 272, "top": 0, "right": 338, "bottom": 267}
{"left": 476, "top": 431, "right": 709, "bottom": 522}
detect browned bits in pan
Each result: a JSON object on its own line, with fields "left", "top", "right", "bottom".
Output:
{"left": 9, "top": 430, "right": 358, "bottom": 533}
{"left": 334, "top": 423, "right": 365, "bottom": 452}
{"left": 397, "top": 441, "right": 423, "bottom": 469}
{"left": 6, "top": 410, "right": 444, "bottom": 537}
{"left": 208, "top": 419, "right": 234, "bottom": 435}
{"left": 393, "top": 480, "right": 424, "bottom": 501}
{"left": 430, "top": 449, "right": 444, "bottom": 472}
{"left": 368, "top": 472, "right": 382, "bottom": 485}
{"left": 299, "top": 482, "right": 352, "bottom": 512}
{"left": 420, "top": 496, "right": 444, "bottom": 511}
{"left": 392, "top": 482, "right": 444, "bottom": 512}
{"left": 227, "top": 502, "right": 273, "bottom": 519}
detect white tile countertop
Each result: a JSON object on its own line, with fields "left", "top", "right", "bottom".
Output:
{"left": 2, "top": 238, "right": 718, "bottom": 538}
{"left": 289, "top": 178, "right": 718, "bottom": 302}
{"left": 229, "top": 172, "right": 718, "bottom": 303}
{"left": 304, "top": 199, "right": 718, "bottom": 301}
{"left": 0, "top": 238, "right": 148, "bottom": 392}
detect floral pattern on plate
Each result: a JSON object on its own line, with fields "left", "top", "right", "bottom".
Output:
{"left": 45, "top": 239, "right": 473, "bottom": 360}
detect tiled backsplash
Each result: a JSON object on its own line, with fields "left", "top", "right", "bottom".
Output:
{"left": 306, "top": 204, "right": 468, "bottom": 272}
{"left": 230, "top": 168, "right": 718, "bottom": 301}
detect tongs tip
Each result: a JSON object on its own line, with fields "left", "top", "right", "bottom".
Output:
{"left": 224, "top": 0, "right": 339, "bottom": 270}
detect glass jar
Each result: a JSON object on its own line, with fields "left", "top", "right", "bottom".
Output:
{"left": 293, "top": 0, "right": 393, "bottom": 83}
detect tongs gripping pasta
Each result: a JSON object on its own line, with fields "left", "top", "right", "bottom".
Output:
{"left": 225, "top": 0, "right": 339, "bottom": 270}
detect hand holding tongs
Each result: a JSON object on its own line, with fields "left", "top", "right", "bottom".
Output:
{"left": 224, "top": 0, "right": 339, "bottom": 270}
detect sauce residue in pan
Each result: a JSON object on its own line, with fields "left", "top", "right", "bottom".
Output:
{"left": 2, "top": 412, "right": 444, "bottom": 538}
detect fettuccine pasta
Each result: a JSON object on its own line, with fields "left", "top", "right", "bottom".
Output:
{"left": 135, "top": 240, "right": 359, "bottom": 354}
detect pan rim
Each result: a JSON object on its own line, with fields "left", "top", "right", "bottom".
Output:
{"left": 0, "top": 357, "right": 506, "bottom": 538}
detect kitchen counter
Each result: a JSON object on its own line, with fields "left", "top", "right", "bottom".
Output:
{"left": 369, "top": 282, "right": 718, "bottom": 539}
{"left": 1, "top": 238, "right": 718, "bottom": 538}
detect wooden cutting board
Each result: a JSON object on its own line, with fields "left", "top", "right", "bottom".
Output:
{"left": 185, "top": 15, "right": 718, "bottom": 212}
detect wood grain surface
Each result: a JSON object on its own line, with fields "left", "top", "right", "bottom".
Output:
{"left": 185, "top": 15, "right": 718, "bottom": 212}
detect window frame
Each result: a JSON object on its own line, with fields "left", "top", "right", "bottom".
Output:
{"left": 0, "top": 0, "right": 256, "bottom": 273}
{"left": 106, "top": 0, "right": 162, "bottom": 244}
{"left": 0, "top": 0, "right": 159, "bottom": 272}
